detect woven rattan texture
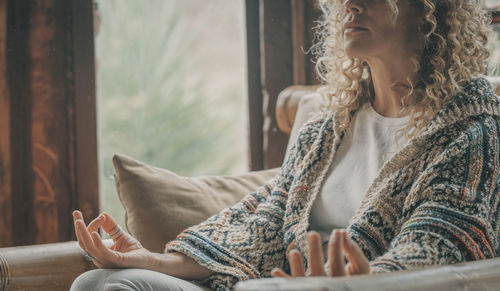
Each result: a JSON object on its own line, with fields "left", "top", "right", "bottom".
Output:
{"left": 0, "top": 254, "right": 10, "bottom": 291}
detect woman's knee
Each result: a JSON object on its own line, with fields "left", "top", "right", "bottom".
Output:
{"left": 70, "top": 269, "right": 116, "bottom": 291}
{"left": 71, "top": 268, "right": 207, "bottom": 291}
{"left": 70, "top": 269, "right": 140, "bottom": 291}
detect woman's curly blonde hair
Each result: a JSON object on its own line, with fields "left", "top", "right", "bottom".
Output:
{"left": 314, "top": 0, "right": 492, "bottom": 138}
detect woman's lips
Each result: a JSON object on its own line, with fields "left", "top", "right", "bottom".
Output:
{"left": 344, "top": 27, "right": 368, "bottom": 34}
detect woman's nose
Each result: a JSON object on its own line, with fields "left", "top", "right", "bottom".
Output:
{"left": 344, "top": 0, "right": 364, "bottom": 15}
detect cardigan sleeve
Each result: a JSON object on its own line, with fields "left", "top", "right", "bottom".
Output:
{"left": 164, "top": 180, "right": 287, "bottom": 288}
{"left": 164, "top": 153, "right": 294, "bottom": 288}
{"left": 369, "top": 115, "right": 500, "bottom": 273}
{"left": 164, "top": 116, "right": 327, "bottom": 289}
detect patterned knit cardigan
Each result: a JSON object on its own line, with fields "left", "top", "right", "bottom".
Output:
{"left": 166, "top": 77, "right": 500, "bottom": 290}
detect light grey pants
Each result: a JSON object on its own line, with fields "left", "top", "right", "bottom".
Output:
{"left": 70, "top": 268, "right": 210, "bottom": 291}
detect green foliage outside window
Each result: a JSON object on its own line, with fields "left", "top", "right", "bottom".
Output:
{"left": 488, "top": 27, "right": 500, "bottom": 75}
{"left": 96, "top": 0, "right": 246, "bottom": 228}
{"left": 488, "top": 0, "right": 500, "bottom": 75}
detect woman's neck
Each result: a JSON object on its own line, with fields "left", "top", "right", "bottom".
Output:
{"left": 366, "top": 56, "right": 416, "bottom": 118}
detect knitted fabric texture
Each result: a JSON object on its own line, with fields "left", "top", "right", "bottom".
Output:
{"left": 165, "top": 77, "right": 500, "bottom": 290}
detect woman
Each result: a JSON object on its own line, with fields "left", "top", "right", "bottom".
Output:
{"left": 71, "top": 0, "right": 500, "bottom": 290}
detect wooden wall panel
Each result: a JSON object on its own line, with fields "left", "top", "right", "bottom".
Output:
{"left": 7, "top": 0, "right": 34, "bottom": 247}
{"left": 29, "top": 0, "right": 73, "bottom": 244}
{"left": 0, "top": 0, "right": 12, "bottom": 247}
{"left": 0, "top": 0, "right": 98, "bottom": 247}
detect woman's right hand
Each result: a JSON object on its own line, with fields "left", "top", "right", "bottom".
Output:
{"left": 73, "top": 210, "right": 155, "bottom": 269}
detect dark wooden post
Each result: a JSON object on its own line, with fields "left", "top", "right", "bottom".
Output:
{"left": 291, "top": 0, "right": 321, "bottom": 85}
{"left": 246, "top": 0, "right": 320, "bottom": 170}
{"left": 260, "top": 0, "right": 294, "bottom": 169}
{"left": 493, "top": 9, "right": 500, "bottom": 23}
{"left": 71, "top": 0, "right": 100, "bottom": 234}
{"left": 246, "top": 0, "right": 265, "bottom": 171}
{"left": 0, "top": 0, "right": 99, "bottom": 247}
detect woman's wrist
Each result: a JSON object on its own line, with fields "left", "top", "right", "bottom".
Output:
{"left": 147, "top": 251, "right": 214, "bottom": 280}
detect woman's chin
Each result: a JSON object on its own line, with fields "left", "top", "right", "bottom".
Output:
{"left": 343, "top": 40, "right": 371, "bottom": 60}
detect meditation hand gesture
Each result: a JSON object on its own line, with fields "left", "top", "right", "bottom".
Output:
{"left": 271, "top": 229, "right": 370, "bottom": 277}
{"left": 73, "top": 210, "right": 155, "bottom": 269}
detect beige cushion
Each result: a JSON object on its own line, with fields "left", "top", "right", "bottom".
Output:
{"left": 113, "top": 154, "right": 279, "bottom": 252}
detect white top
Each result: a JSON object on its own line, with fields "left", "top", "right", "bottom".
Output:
{"left": 309, "top": 102, "right": 410, "bottom": 252}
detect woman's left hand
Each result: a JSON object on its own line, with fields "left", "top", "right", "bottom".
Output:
{"left": 271, "top": 229, "right": 369, "bottom": 277}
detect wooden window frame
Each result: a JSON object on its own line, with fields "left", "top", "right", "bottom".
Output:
{"left": 246, "top": 0, "right": 320, "bottom": 170}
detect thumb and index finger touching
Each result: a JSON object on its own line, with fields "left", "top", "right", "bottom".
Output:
{"left": 73, "top": 210, "right": 120, "bottom": 237}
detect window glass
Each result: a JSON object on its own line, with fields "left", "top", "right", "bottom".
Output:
{"left": 488, "top": 0, "right": 500, "bottom": 76}
{"left": 95, "top": 0, "right": 247, "bottom": 228}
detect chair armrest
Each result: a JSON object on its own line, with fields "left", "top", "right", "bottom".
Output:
{"left": 235, "top": 257, "right": 500, "bottom": 291}
{"left": 0, "top": 240, "right": 112, "bottom": 291}
{"left": 276, "top": 85, "right": 319, "bottom": 135}
{"left": 489, "top": 76, "right": 500, "bottom": 96}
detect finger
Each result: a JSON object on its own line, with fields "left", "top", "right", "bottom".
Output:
{"left": 73, "top": 212, "right": 84, "bottom": 241}
{"left": 73, "top": 211, "right": 106, "bottom": 266}
{"left": 92, "top": 260, "right": 104, "bottom": 269}
{"left": 90, "top": 232, "right": 117, "bottom": 268}
{"left": 100, "top": 212, "right": 119, "bottom": 233}
{"left": 87, "top": 214, "right": 106, "bottom": 234}
{"left": 90, "top": 231, "right": 117, "bottom": 266}
{"left": 328, "top": 229, "right": 346, "bottom": 276}
{"left": 289, "top": 250, "right": 306, "bottom": 277}
{"left": 75, "top": 219, "right": 99, "bottom": 257}
{"left": 100, "top": 212, "right": 126, "bottom": 239}
{"left": 87, "top": 255, "right": 111, "bottom": 269}
{"left": 73, "top": 210, "right": 87, "bottom": 245}
{"left": 271, "top": 268, "right": 290, "bottom": 278}
{"left": 342, "top": 231, "right": 370, "bottom": 275}
{"left": 345, "top": 262, "right": 354, "bottom": 275}
{"left": 307, "top": 231, "right": 326, "bottom": 276}
{"left": 83, "top": 250, "right": 106, "bottom": 269}
{"left": 74, "top": 223, "right": 86, "bottom": 252}
{"left": 73, "top": 210, "right": 84, "bottom": 222}
{"left": 73, "top": 216, "right": 89, "bottom": 251}
{"left": 74, "top": 223, "right": 85, "bottom": 251}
